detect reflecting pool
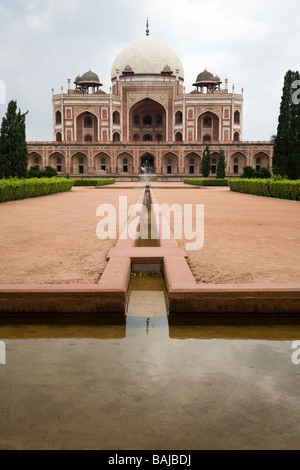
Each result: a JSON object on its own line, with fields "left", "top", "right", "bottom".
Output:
{"left": 1, "top": 308, "right": 300, "bottom": 450}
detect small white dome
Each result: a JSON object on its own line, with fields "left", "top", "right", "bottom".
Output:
{"left": 111, "top": 36, "right": 184, "bottom": 80}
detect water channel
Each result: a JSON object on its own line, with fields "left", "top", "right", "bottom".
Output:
{"left": 1, "top": 279, "right": 300, "bottom": 449}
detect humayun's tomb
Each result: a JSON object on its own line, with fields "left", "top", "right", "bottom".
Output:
{"left": 27, "top": 23, "right": 273, "bottom": 179}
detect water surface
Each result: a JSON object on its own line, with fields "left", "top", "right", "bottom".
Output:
{"left": 0, "top": 312, "right": 300, "bottom": 450}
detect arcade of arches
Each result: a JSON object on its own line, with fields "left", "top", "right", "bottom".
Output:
{"left": 28, "top": 147, "right": 272, "bottom": 176}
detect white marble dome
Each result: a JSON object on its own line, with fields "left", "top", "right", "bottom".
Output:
{"left": 111, "top": 36, "right": 184, "bottom": 80}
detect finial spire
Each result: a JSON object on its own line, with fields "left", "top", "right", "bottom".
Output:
{"left": 146, "top": 18, "right": 150, "bottom": 36}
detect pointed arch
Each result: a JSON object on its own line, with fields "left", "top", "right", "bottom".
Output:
{"left": 95, "top": 152, "right": 111, "bottom": 174}
{"left": 140, "top": 152, "right": 155, "bottom": 174}
{"left": 55, "top": 110, "right": 62, "bottom": 125}
{"left": 28, "top": 152, "right": 43, "bottom": 170}
{"left": 184, "top": 152, "right": 201, "bottom": 175}
{"left": 162, "top": 152, "right": 179, "bottom": 175}
{"left": 117, "top": 152, "right": 133, "bottom": 174}
{"left": 230, "top": 152, "right": 246, "bottom": 175}
{"left": 49, "top": 152, "right": 66, "bottom": 173}
{"left": 210, "top": 152, "right": 219, "bottom": 175}
{"left": 76, "top": 111, "right": 98, "bottom": 142}
{"left": 175, "top": 131, "right": 183, "bottom": 142}
{"left": 197, "top": 110, "right": 221, "bottom": 142}
{"left": 56, "top": 131, "right": 62, "bottom": 142}
{"left": 175, "top": 110, "right": 183, "bottom": 125}
{"left": 113, "top": 132, "right": 121, "bottom": 142}
{"left": 71, "top": 151, "right": 88, "bottom": 175}
{"left": 113, "top": 110, "right": 120, "bottom": 125}
{"left": 128, "top": 97, "right": 167, "bottom": 142}
{"left": 252, "top": 152, "right": 270, "bottom": 171}
{"left": 197, "top": 110, "right": 220, "bottom": 142}
{"left": 234, "top": 110, "right": 240, "bottom": 124}
{"left": 234, "top": 131, "right": 240, "bottom": 142}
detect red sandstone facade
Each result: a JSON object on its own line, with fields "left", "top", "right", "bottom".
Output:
{"left": 27, "top": 33, "right": 273, "bottom": 178}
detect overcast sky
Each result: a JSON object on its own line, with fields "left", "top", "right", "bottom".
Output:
{"left": 0, "top": 0, "right": 299, "bottom": 141}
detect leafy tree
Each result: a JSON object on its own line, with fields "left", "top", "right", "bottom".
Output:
{"left": 27, "top": 166, "right": 58, "bottom": 178}
{"left": 216, "top": 149, "right": 226, "bottom": 179}
{"left": 43, "top": 166, "right": 58, "bottom": 178}
{"left": 201, "top": 145, "right": 211, "bottom": 178}
{"left": 273, "top": 70, "right": 300, "bottom": 179}
{"left": 255, "top": 167, "right": 272, "bottom": 179}
{"left": 27, "top": 166, "right": 47, "bottom": 178}
{"left": 240, "top": 166, "right": 255, "bottom": 179}
{"left": 0, "top": 100, "right": 28, "bottom": 178}
{"left": 27, "top": 166, "right": 44, "bottom": 178}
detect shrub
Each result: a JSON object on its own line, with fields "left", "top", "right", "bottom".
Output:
{"left": 240, "top": 166, "right": 255, "bottom": 179}
{"left": 254, "top": 167, "right": 272, "bottom": 179}
{"left": 27, "top": 166, "right": 44, "bottom": 178}
{"left": 42, "top": 166, "right": 58, "bottom": 178}
{"left": 184, "top": 178, "right": 229, "bottom": 187}
{"left": 0, "top": 177, "right": 74, "bottom": 203}
{"left": 271, "top": 174, "right": 286, "bottom": 181}
{"left": 228, "top": 179, "right": 300, "bottom": 200}
{"left": 269, "top": 180, "right": 300, "bottom": 200}
{"left": 27, "top": 166, "right": 59, "bottom": 179}
{"left": 73, "top": 178, "right": 115, "bottom": 186}
{"left": 228, "top": 179, "right": 271, "bottom": 197}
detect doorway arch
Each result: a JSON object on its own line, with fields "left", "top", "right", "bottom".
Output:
{"left": 129, "top": 98, "right": 166, "bottom": 142}
{"left": 162, "top": 153, "right": 178, "bottom": 175}
{"left": 140, "top": 154, "right": 155, "bottom": 174}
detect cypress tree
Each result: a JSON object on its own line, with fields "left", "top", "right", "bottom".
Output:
{"left": 201, "top": 145, "right": 211, "bottom": 178}
{"left": 290, "top": 70, "right": 300, "bottom": 179}
{"left": 217, "top": 149, "right": 226, "bottom": 179}
{"left": 273, "top": 70, "right": 300, "bottom": 179}
{"left": 0, "top": 100, "right": 28, "bottom": 178}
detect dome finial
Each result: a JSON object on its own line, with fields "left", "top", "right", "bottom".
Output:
{"left": 146, "top": 18, "right": 150, "bottom": 36}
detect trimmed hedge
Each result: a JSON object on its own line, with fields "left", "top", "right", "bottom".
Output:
{"left": 73, "top": 178, "right": 115, "bottom": 187}
{"left": 228, "top": 179, "right": 300, "bottom": 201}
{"left": 183, "top": 178, "right": 229, "bottom": 187}
{"left": 0, "top": 178, "right": 74, "bottom": 203}
{"left": 269, "top": 180, "right": 300, "bottom": 200}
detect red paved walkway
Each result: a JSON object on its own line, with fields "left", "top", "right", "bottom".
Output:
{"left": 0, "top": 183, "right": 299, "bottom": 285}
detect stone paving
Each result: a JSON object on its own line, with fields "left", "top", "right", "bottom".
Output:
{"left": 0, "top": 182, "right": 299, "bottom": 285}
{"left": 0, "top": 186, "right": 140, "bottom": 284}
{"left": 153, "top": 185, "right": 300, "bottom": 284}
